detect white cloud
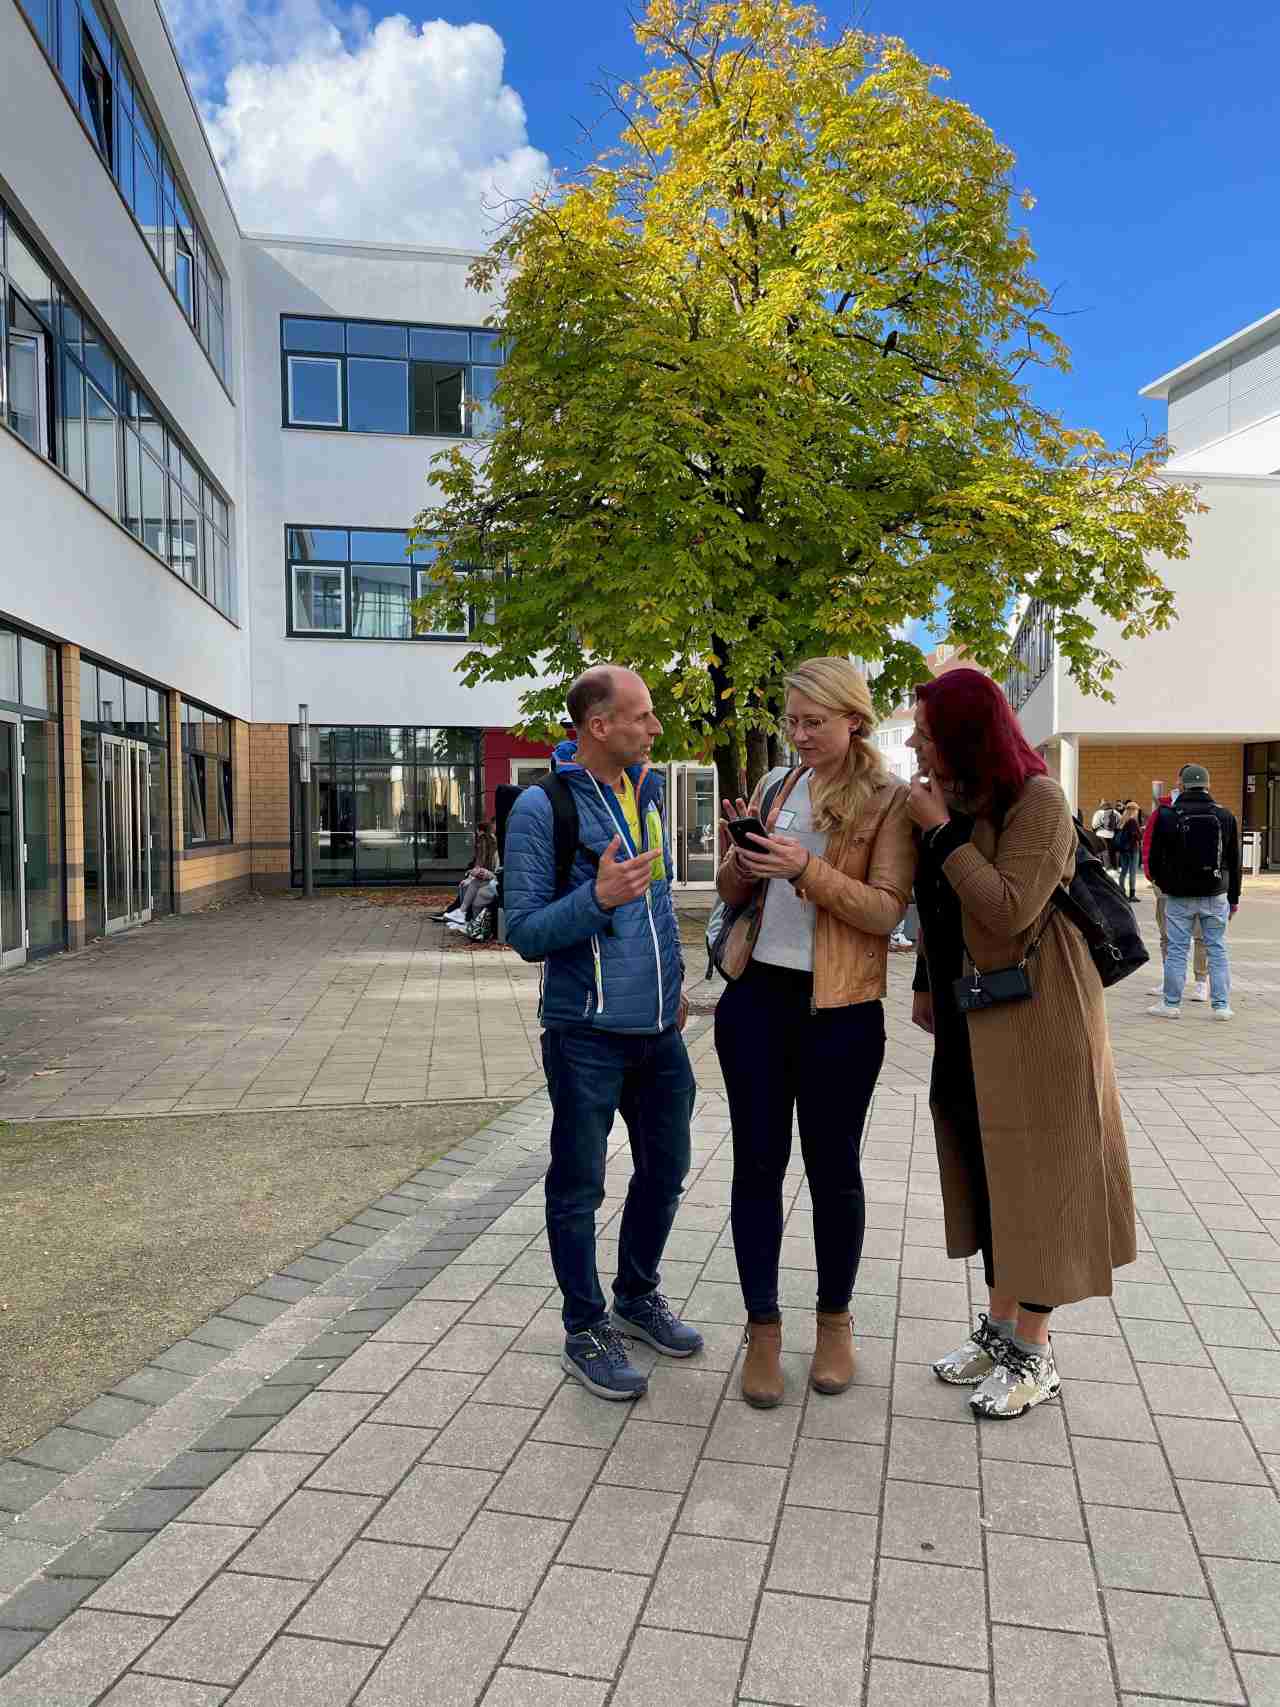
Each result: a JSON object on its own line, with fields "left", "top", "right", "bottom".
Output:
{"left": 162, "top": 0, "right": 553, "bottom": 248}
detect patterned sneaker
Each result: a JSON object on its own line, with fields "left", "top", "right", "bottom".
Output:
{"left": 562, "top": 1325, "right": 648, "bottom": 1400}
{"left": 932, "top": 1313, "right": 1006, "bottom": 1386}
{"left": 612, "top": 1291, "right": 704, "bottom": 1358}
{"left": 969, "top": 1339, "right": 1060, "bottom": 1419}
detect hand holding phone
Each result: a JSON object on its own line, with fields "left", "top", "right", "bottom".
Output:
{"left": 726, "top": 815, "right": 767, "bottom": 849}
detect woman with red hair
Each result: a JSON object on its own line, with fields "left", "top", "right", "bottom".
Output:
{"left": 906, "top": 669, "right": 1135, "bottom": 1419}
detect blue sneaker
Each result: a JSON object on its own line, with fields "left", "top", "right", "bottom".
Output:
{"left": 612, "top": 1291, "right": 704, "bottom": 1358}
{"left": 562, "top": 1324, "right": 648, "bottom": 1400}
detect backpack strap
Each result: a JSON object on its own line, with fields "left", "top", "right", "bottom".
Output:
{"left": 536, "top": 773, "right": 600, "bottom": 898}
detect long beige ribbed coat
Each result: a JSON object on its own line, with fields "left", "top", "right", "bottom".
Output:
{"left": 926, "top": 776, "right": 1136, "bottom": 1306}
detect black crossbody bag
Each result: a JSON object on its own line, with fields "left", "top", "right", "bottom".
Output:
{"left": 952, "top": 909, "right": 1056, "bottom": 1014}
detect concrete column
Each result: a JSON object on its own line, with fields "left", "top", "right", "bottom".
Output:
{"left": 168, "top": 691, "right": 185, "bottom": 910}
{"left": 59, "top": 642, "right": 85, "bottom": 950}
{"left": 1058, "top": 733, "right": 1079, "bottom": 814}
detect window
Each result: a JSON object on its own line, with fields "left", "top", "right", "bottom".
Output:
{"left": 80, "top": 28, "right": 112, "bottom": 164}
{"left": 292, "top": 724, "right": 482, "bottom": 885}
{"left": 13, "top": 0, "right": 231, "bottom": 385}
{"left": 285, "top": 527, "right": 483, "bottom": 640}
{"left": 415, "top": 568, "right": 468, "bottom": 637}
{"left": 181, "top": 701, "right": 233, "bottom": 846}
{"left": 281, "top": 318, "right": 505, "bottom": 436}
{"left": 7, "top": 328, "right": 49, "bottom": 455}
{"left": 0, "top": 197, "right": 236, "bottom": 618}
{"left": 292, "top": 567, "right": 345, "bottom": 632}
{"left": 287, "top": 357, "right": 342, "bottom": 426}
{"left": 347, "top": 358, "right": 408, "bottom": 434}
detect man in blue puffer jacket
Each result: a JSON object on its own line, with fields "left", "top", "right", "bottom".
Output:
{"left": 504, "top": 665, "right": 703, "bottom": 1399}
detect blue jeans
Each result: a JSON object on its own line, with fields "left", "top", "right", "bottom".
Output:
{"left": 1164, "top": 895, "right": 1231, "bottom": 1010}
{"left": 542, "top": 1025, "right": 695, "bottom": 1334}
{"left": 1117, "top": 847, "right": 1140, "bottom": 897}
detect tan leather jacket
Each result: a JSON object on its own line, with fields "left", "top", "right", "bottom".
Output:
{"left": 718, "top": 773, "right": 917, "bottom": 1008}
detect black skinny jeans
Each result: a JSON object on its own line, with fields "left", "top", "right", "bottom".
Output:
{"left": 933, "top": 1007, "right": 1049, "bottom": 1316}
{"left": 715, "top": 959, "right": 884, "bottom": 1319}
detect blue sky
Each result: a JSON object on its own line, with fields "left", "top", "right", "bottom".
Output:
{"left": 175, "top": 0, "right": 1279, "bottom": 452}
{"left": 427, "top": 0, "right": 1280, "bottom": 451}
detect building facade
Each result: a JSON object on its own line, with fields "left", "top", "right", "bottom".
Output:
{"left": 1005, "top": 311, "right": 1280, "bottom": 868}
{"left": 0, "top": 0, "right": 553, "bottom": 967}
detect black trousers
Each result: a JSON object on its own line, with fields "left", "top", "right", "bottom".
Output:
{"left": 933, "top": 1018, "right": 1050, "bottom": 1316}
{"left": 715, "top": 959, "right": 884, "bottom": 1318}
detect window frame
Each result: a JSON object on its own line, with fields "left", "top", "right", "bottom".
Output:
{"left": 290, "top": 563, "right": 346, "bottom": 634}
{"left": 279, "top": 316, "right": 504, "bottom": 439}
{"left": 1, "top": 197, "right": 237, "bottom": 622}
{"left": 10, "top": 0, "right": 232, "bottom": 392}
{"left": 285, "top": 354, "right": 344, "bottom": 428}
{"left": 180, "top": 699, "right": 233, "bottom": 849}
{"left": 284, "top": 525, "right": 480, "bottom": 643}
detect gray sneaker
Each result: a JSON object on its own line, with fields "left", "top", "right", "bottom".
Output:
{"left": 932, "top": 1313, "right": 1005, "bottom": 1386}
{"left": 969, "top": 1340, "right": 1060, "bottom": 1419}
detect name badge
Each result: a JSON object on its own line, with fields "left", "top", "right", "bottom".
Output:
{"left": 774, "top": 809, "right": 797, "bottom": 830}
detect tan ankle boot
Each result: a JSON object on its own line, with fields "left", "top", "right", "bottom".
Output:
{"left": 811, "top": 1310, "right": 855, "bottom": 1394}
{"left": 741, "top": 1320, "right": 784, "bottom": 1409}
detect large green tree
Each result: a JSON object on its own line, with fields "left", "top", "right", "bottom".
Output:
{"left": 413, "top": 0, "right": 1199, "bottom": 801}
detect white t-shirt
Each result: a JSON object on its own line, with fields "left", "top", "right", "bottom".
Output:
{"left": 752, "top": 771, "right": 829, "bottom": 974}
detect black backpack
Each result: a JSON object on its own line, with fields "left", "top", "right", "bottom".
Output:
{"left": 495, "top": 773, "right": 600, "bottom": 900}
{"left": 1154, "top": 802, "right": 1224, "bottom": 899}
{"left": 1051, "top": 828, "right": 1149, "bottom": 987}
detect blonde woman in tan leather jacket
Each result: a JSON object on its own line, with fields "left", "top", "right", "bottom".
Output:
{"left": 715, "top": 658, "right": 916, "bottom": 1407}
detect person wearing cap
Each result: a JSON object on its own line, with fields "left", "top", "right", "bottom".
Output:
{"left": 1146, "top": 764, "right": 1242, "bottom": 1021}
{"left": 1144, "top": 789, "right": 1209, "bottom": 1000}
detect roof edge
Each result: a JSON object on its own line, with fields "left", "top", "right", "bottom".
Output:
{"left": 242, "top": 231, "right": 493, "bottom": 264}
{"left": 1140, "top": 305, "right": 1280, "bottom": 400}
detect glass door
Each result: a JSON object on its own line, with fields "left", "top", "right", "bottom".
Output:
{"left": 666, "top": 763, "right": 718, "bottom": 886}
{"left": 102, "top": 736, "right": 153, "bottom": 932}
{"left": 0, "top": 717, "right": 26, "bottom": 969}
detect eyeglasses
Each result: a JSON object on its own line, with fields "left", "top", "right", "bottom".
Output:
{"left": 780, "top": 715, "right": 835, "bottom": 738}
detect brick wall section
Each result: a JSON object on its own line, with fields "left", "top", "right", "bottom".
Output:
{"left": 249, "top": 722, "right": 292, "bottom": 888}
{"left": 1078, "top": 742, "right": 1244, "bottom": 821}
{"left": 58, "top": 642, "right": 85, "bottom": 950}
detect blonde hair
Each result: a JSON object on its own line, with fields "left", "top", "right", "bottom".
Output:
{"left": 783, "top": 657, "right": 889, "bottom": 833}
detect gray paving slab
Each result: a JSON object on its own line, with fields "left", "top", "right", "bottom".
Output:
{"left": 10, "top": 979, "right": 1280, "bottom": 1704}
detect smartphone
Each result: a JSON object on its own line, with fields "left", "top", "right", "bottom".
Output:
{"left": 727, "top": 815, "right": 767, "bottom": 848}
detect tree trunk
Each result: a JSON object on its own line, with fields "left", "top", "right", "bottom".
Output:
{"left": 745, "top": 727, "right": 771, "bottom": 797}
{"left": 714, "top": 739, "right": 744, "bottom": 817}
{"left": 766, "top": 732, "right": 783, "bottom": 772}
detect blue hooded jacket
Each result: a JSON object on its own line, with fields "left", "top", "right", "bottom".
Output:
{"left": 503, "top": 740, "right": 686, "bottom": 1033}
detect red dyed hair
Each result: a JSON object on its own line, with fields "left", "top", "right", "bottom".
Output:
{"left": 915, "top": 668, "right": 1047, "bottom": 812}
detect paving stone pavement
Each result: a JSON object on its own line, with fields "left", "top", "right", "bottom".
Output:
{"left": 1, "top": 880, "right": 1279, "bottom": 1702}
{"left": 1, "top": 876, "right": 1277, "bottom": 1119}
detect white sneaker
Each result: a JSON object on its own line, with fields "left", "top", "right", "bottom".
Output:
{"left": 1212, "top": 1007, "right": 1234, "bottom": 1021}
{"left": 442, "top": 909, "right": 467, "bottom": 924}
{"left": 1191, "top": 981, "right": 1209, "bottom": 1003}
{"left": 1147, "top": 1002, "right": 1181, "bottom": 1018}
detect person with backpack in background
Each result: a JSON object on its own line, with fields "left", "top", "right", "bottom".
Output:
{"left": 1091, "top": 799, "right": 1118, "bottom": 869}
{"left": 1147, "top": 764, "right": 1241, "bottom": 1021}
{"left": 1144, "top": 789, "right": 1209, "bottom": 1002}
{"left": 1113, "top": 802, "right": 1143, "bottom": 901}
{"left": 503, "top": 665, "right": 701, "bottom": 1400}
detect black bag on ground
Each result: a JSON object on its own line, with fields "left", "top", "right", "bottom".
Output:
{"left": 1052, "top": 827, "right": 1149, "bottom": 987}
{"left": 1152, "top": 802, "right": 1225, "bottom": 898}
